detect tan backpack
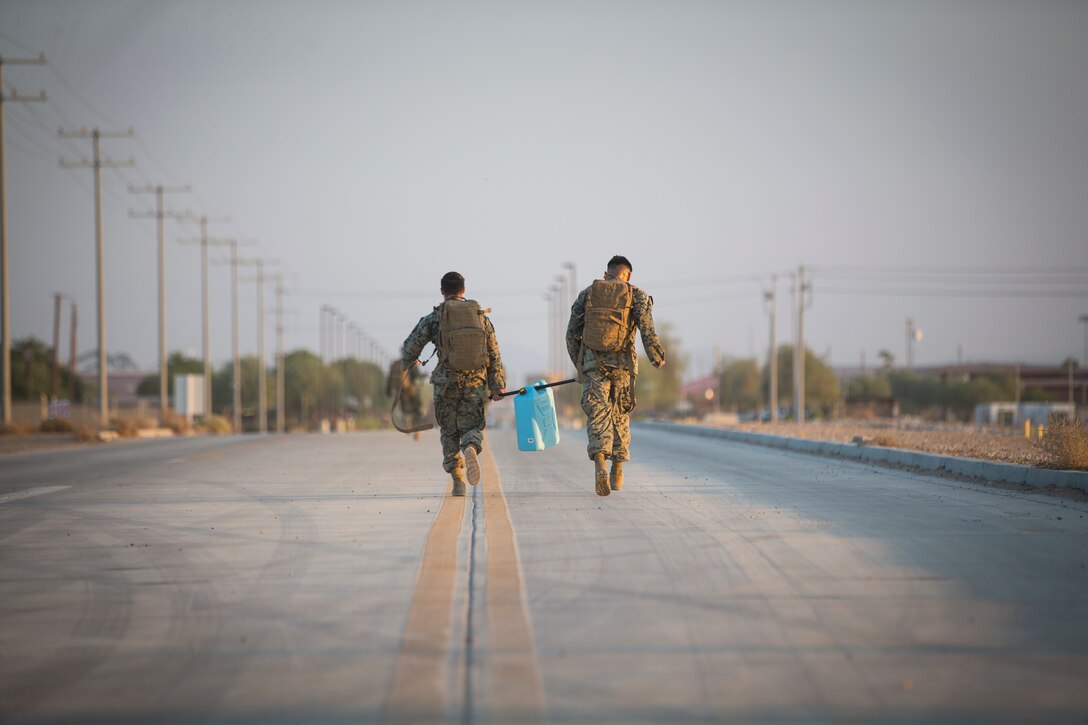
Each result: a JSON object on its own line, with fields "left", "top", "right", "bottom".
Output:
{"left": 583, "top": 279, "right": 634, "bottom": 352}
{"left": 439, "top": 299, "right": 488, "bottom": 371}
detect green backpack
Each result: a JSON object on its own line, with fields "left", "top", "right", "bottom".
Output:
{"left": 440, "top": 299, "right": 488, "bottom": 371}
{"left": 583, "top": 279, "right": 633, "bottom": 352}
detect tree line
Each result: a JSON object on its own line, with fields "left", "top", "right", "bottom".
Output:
{"left": 715, "top": 346, "right": 1057, "bottom": 421}
{"left": 7, "top": 337, "right": 390, "bottom": 430}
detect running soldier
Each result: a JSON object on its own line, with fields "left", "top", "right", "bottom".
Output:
{"left": 566, "top": 255, "right": 665, "bottom": 496}
{"left": 400, "top": 271, "right": 505, "bottom": 496}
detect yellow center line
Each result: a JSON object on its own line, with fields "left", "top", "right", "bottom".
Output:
{"left": 480, "top": 445, "right": 546, "bottom": 721}
{"left": 383, "top": 480, "right": 465, "bottom": 722}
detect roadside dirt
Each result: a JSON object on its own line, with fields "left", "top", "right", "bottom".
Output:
{"left": 720, "top": 419, "right": 1054, "bottom": 467}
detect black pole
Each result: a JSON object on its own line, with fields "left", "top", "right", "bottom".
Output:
{"left": 499, "top": 377, "right": 578, "bottom": 399}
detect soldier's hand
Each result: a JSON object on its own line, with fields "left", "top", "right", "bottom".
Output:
{"left": 653, "top": 359, "right": 666, "bottom": 369}
{"left": 489, "top": 390, "right": 504, "bottom": 402}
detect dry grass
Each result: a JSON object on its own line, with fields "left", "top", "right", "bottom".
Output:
{"left": 1034, "top": 416, "right": 1088, "bottom": 471}
{"left": 0, "top": 421, "right": 40, "bottom": 436}
{"left": 198, "top": 414, "right": 233, "bottom": 435}
{"left": 113, "top": 419, "right": 141, "bottom": 438}
{"left": 162, "top": 412, "right": 192, "bottom": 435}
{"left": 73, "top": 425, "right": 98, "bottom": 443}
{"left": 871, "top": 434, "right": 898, "bottom": 448}
{"left": 39, "top": 418, "right": 74, "bottom": 433}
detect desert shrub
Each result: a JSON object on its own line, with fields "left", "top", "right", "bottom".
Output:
{"left": 1, "top": 421, "right": 39, "bottom": 436}
{"left": 198, "top": 414, "right": 233, "bottom": 435}
{"left": 162, "top": 412, "right": 191, "bottom": 435}
{"left": 39, "top": 418, "right": 74, "bottom": 433}
{"left": 114, "top": 419, "right": 140, "bottom": 438}
{"left": 73, "top": 425, "right": 98, "bottom": 443}
{"left": 1034, "top": 416, "right": 1088, "bottom": 471}
{"left": 872, "top": 434, "right": 898, "bottom": 448}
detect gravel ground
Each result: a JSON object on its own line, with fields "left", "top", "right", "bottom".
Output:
{"left": 718, "top": 419, "right": 1054, "bottom": 467}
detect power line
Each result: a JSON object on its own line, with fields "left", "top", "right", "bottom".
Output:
{"left": 3, "top": 121, "right": 55, "bottom": 160}
{"left": 810, "top": 264, "right": 1088, "bottom": 276}
{"left": 817, "top": 287, "right": 1088, "bottom": 298}
{"left": 0, "top": 30, "right": 40, "bottom": 55}
{"left": 45, "top": 59, "right": 126, "bottom": 130}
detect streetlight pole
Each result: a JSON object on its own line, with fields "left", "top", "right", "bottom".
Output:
{"left": 556, "top": 274, "right": 568, "bottom": 375}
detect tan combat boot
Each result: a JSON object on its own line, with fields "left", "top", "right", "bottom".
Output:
{"left": 593, "top": 453, "right": 610, "bottom": 497}
{"left": 462, "top": 445, "right": 481, "bottom": 486}
{"left": 451, "top": 468, "right": 467, "bottom": 497}
{"left": 610, "top": 460, "right": 624, "bottom": 491}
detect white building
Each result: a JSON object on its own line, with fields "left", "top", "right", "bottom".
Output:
{"left": 974, "top": 401, "right": 1076, "bottom": 426}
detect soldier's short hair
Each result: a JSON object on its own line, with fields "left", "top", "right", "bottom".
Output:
{"left": 441, "top": 271, "right": 465, "bottom": 295}
{"left": 607, "top": 255, "right": 633, "bottom": 274}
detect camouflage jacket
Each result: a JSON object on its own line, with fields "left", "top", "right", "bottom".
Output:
{"left": 566, "top": 274, "right": 665, "bottom": 376}
{"left": 400, "top": 297, "right": 506, "bottom": 392}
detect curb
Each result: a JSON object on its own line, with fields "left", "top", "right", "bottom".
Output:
{"left": 638, "top": 421, "right": 1088, "bottom": 492}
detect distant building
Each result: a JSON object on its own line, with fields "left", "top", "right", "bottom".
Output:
{"left": 973, "top": 401, "right": 1076, "bottom": 426}
{"left": 680, "top": 375, "right": 721, "bottom": 418}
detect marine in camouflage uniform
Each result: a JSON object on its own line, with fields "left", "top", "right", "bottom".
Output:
{"left": 566, "top": 255, "right": 665, "bottom": 494}
{"left": 401, "top": 272, "right": 505, "bottom": 493}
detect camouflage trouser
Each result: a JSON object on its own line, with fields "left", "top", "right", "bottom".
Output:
{"left": 434, "top": 380, "right": 489, "bottom": 473}
{"left": 581, "top": 367, "right": 635, "bottom": 462}
{"left": 400, "top": 388, "right": 422, "bottom": 418}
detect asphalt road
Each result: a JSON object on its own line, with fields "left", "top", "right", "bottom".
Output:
{"left": 1, "top": 427, "right": 1086, "bottom": 724}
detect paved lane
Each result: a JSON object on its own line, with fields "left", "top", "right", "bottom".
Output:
{"left": 495, "top": 425, "right": 1088, "bottom": 724}
{"left": 1, "top": 427, "right": 1087, "bottom": 723}
{"left": 1, "top": 433, "right": 450, "bottom": 724}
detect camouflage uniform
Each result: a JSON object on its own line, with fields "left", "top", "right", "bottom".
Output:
{"left": 401, "top": 298, "right": 505, "bottom": 473}
{"left": 566, "top": 274, "right": 664, "bottom": 462}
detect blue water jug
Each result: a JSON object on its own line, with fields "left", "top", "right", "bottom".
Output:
{"left": 514, "top": 380, "right": 560, "bottom": 451}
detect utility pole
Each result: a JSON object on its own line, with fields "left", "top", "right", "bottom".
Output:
{"left": 242, "top": 258, "right": 277, "bottom": 434}
{"left": 51, "top": 292, "right": 63, "bottom": 399}
{"left": 254, "top": 259, "right": 267, "bottom": 434}
{"left": 273, "top": 275, "right": 285, "bottom": 434}
{"left": 229, "top": 239, "right": 240, "bottom": 431}
{"left": 793, "top": 265, "right": 812, "bottom": 424}
{"left": 1079, "top": 314, "right": 1088, "bottom": 369}
{"left": 1014, "top": 363, "right": 1021, "bottom": 408}
{"left": 763, "top": 276, "right": 778, "bottom": 422}
{"left": 1, "top": 52, "right": 46, "bottom": 424}
{"left": 212, "top": 239, "right": 256, "bottom": 432}
{"left": 129, "top": 183, "right": 191, "bottom": 423}
{"left": 319, "top": 304, "right": 327, "bottom": 363}
{"left": 69, "top": 301, "right": 78, "bottom": 404}
{"left": 179, "top": 216, "right": 229, "bottom": 419}
{"left": 59, "top": 126, "right": 135, "bottom": 426}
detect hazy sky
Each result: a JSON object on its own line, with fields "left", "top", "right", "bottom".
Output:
{"left": 2, "top": 0, "right": 1087, "bottom": 385}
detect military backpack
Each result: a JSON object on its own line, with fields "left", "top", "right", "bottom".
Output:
{"left": 582, "top": 279, "right": 634, "bottom": 353}
{"left": 439, "top": 299, "right": 488, "bottom": 371}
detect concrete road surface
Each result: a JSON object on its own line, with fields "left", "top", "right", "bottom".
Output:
{"left": 1, "top": 427, "right": 1086, "bottom": 724}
